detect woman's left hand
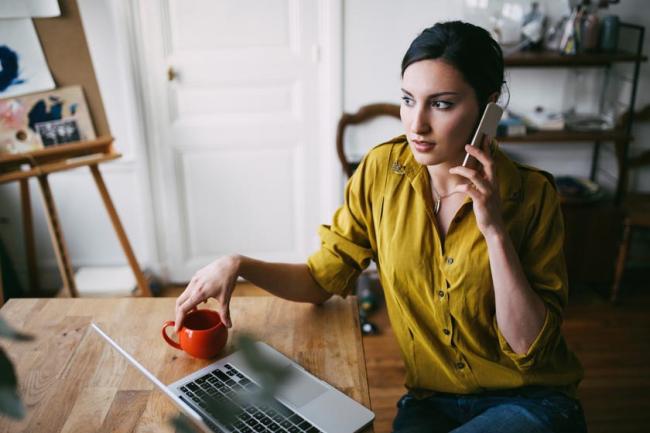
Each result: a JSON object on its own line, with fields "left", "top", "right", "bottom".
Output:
{"left": 449, "top": 137, "right": 505, "bottom": 238}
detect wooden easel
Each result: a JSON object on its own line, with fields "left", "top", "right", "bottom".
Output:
{"left": 0, "top": 138, "right": 151, "bottom": 297}
{"left": 0, "top": 0, "right": 151, "bottom": 298}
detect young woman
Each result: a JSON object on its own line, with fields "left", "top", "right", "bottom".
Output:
{"left": 175, "top": 21, "right": 587, "bottom": 433}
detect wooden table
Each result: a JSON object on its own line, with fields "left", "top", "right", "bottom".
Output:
{"left": 0, "top": 297, "right": 374, "bottom": 433}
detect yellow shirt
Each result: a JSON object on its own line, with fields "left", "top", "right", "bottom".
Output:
{"left": 307, "top": 135, "right": 583, "bottom": 396}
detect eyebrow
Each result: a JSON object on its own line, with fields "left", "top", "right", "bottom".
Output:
{"left": 401, "top": 88, "right": 459, "bottom": 98}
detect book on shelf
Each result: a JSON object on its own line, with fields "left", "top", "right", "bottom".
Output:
{"left": 519, "top": 107, "right": 565, "bottom": 131}
{"left": 497, "top": 111, "right": 527, "bottom": 137}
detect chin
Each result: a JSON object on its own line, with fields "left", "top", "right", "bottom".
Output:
{"left": 409, "top": 145, "right": 443, "bottom": 166}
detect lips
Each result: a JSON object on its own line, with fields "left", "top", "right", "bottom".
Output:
{"left": 412, "top": 139, "right": 436, "bottom": 153}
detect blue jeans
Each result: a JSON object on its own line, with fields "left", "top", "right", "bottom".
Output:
{"left": 392, "top": 386, "right": 587, "bottom": 433}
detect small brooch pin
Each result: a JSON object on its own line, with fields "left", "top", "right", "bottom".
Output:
{"left": 391, "top": 161, "right": 406, "bottom": 175}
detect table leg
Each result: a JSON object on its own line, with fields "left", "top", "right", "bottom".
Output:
{"left": 89, "top": 165, "right": 151, "bottom": 297}
{"left": 36, "top": 175, "right": 78, "bottom": 298}
{"left": 19, "top": 179, "right": 40, "bottom": 294}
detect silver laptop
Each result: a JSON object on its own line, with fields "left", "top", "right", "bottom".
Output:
{"left": 91, "top": 323, "right": 374, "bottom": 433}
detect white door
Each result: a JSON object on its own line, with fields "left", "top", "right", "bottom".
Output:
{"left": 133, "top": 1, "right": 340, "bottom": 281}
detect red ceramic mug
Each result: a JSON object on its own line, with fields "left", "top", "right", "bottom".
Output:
{"left": 162, "top": 309, "right": 228, "bottom": 359}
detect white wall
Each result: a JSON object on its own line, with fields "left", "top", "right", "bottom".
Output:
{"left": 0, "top": 0, "right": 158, "bottom": 291}
{"left": 1, "top": 0, "right": 648, "bottom": 292}
{"left": 343, "top": 0, "right": 650, "bottom": 191}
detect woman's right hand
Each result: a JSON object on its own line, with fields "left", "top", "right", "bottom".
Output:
{"left": 174, "top": 255, "right": 240, "bottom": 332}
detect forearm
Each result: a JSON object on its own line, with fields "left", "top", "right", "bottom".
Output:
{"left": 234, "top": 255, "right": 332, "bottom": 304}
{"left": 485, "top": 229, "right": 547, "bottom": 354}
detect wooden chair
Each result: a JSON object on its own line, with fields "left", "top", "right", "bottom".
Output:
{"left": 611, "top": 105, "right": 650, "bottom": 302}
{"left": 336, "top": 103, "right": 400, "bottom": 177}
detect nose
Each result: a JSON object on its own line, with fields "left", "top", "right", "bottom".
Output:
{"left": 410, "top": 105, "right": 431, "bottom": 136}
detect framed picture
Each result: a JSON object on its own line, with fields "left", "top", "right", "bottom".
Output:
{"left": 0, "top": 85, "right": 96, "bottom": 155}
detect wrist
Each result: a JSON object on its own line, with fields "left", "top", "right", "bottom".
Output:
{"left": 483, "top": 225, "right": 507, "bottom": 245}
{"left": 229, "top": 254, "right": 245, "bottom": 275}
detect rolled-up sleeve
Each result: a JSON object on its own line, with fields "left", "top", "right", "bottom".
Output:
{"left": 307, "top": 155, "right": 376, "bottom": 297}
{"left": 496, "top": 176, "right": 568, "bottom": 371}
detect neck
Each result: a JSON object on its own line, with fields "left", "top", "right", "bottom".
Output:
{"left": 426, "top": 160, "right": 466, "bottom": 196}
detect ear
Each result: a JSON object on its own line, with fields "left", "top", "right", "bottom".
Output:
{"left": 487, "top": 92, "right": 499, "bottom": 104}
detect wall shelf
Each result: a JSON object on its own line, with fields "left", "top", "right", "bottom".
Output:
{"left": 499, "top": 130, "right": 631, "bottom": 143}
{"left": 505, "top": 50, "right": 647, "bottom": 67}
{"left": 500, "top": 23, "right": 646, "bottom": 286}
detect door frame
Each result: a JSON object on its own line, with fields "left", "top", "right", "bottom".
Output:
{"left": 124, "top": 0, "right": 344, "bottom": 283}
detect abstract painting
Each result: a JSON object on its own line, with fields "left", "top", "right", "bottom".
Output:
{"left": 0, "top": 18, "right": 55, "bottom": 99}
{"left": 0, "top": 85, "right": 96, "bottom": 154}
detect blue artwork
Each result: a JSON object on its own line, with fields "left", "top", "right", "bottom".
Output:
{"left": 28, "top": 96, "right": 63, "bottom": 131}
{"left": 0, "top": 45, "right": 25, "bottom": 92}
{"left": 1, "top": 86, "right": 96, "bottom": 154}
{"left": 0, "top": 18, "right": 54, "bottom": 98}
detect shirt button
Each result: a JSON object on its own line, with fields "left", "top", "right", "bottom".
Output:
{"left": 443, "top": 328, "right": 450, "bottom": 336}
{"left": 456, "top": 362, "right": 465, "bottom": 370}
{"left": 446, "top": 257, "right": 454, "bottom": 265}
{"left": 438, "top": 290, "right": 445, "bottom": 298}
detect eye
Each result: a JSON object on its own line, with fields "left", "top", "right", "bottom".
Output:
{"left": 431, "top": 100, "right": 453, "bottom": 110}
{"left": 400, "top": 96, "right": 414, "bottom": 107}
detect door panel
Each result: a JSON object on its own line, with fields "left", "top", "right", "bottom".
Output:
{"left": 179, "top": 147, "right": 298, "bottom": 259}
{"left": 137, "top": 0, "right": 323, "bottom": 280}
{"left": 170, "top": 0, "right": 292, "bottom": 49}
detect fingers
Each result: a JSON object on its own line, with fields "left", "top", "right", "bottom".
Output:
{"left": 450, "top": 182, "right": 481, "bottom": 201}
{"left": 174, "top": 283, "right": 192, "bottom": 333}
{"left": 173, "top": 258, "right": 239, "bottom": 332}
{"left": 214, "top": 280, "right": 233, "bottom": 328}
{"left": 175, "top": 280, "right": 194, "bottom": 310}
{"left": 174, "top": 281, "right": 234, "bottom": 332}
{"left": 174, "top": 280, "right": 203, "bottom": 333}
{"left": 217, "top": 300, "right": 232, "bottom": 329}
{"left": 463, "top": 144, "right": 495, "bottom": 181}
{"left": 449, "top": 165, "right": 491, "bottom": 195}
{"left": 175, "top": 292, "right": 232, "bottom": 331}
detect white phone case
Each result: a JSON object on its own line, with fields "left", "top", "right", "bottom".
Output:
{"left": 461, "top": 102, "right": 504, "bottom": 167}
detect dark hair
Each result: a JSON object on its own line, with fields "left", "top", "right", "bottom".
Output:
{"left": 401, "top": 21, "right": 505, "bottom": 112}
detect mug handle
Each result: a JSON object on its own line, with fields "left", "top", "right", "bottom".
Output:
{"left": 162, "top": 321, "right": 182, "bottom": 350}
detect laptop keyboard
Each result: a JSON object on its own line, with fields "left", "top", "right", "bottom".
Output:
{"left": 179, "top": 363, "right": 323, "bottom": 433}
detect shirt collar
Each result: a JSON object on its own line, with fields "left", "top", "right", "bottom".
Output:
{"left": 391, "top": 135, "right": 523, "bottom": 203}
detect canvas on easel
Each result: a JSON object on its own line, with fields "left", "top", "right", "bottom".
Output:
{"left": 0, "top": 0, "right": 151, "bottom": 299}
{"left": 0, "top": 85, "right": 96, "bottom": 154}
{"left": 0, "top": 18, "right": 55, "bottom": 99}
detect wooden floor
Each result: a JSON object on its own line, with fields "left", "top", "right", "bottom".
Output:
{"left": 164, "top": 281, "right": 650, "bottom": 433}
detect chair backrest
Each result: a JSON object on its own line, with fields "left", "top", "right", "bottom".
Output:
{"left": 336, "top": 103, "right": 400, "bottom": 177}
{"left": 617, "top": 104, "right": 650, "bottom": 198}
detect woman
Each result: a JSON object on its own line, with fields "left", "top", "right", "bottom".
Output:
{"left": 175, "top": 21, "right": 587, "bottom": 433}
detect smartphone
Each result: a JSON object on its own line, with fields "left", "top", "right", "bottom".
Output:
{"left": 461, "top": 102, "right": 504, "bottom": 167}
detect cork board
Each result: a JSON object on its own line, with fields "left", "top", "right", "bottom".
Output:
{"left": 32, "top": 0, "right": 110, "bottom": 137}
